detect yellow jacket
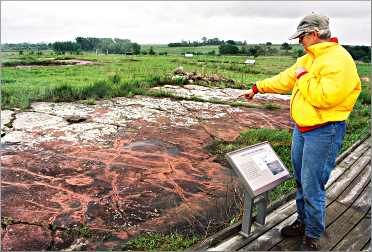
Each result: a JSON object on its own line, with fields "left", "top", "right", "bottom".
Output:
{"left": 256, "top": 40, "right": 361, "bottom": 127}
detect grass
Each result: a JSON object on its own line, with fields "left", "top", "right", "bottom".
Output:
{"left": 263, "top": 102, "right": 281, "bottom": 110}
{"left": 207, "top": 128, "right": 295, "bottom": 203}
{"left": 1, "top": 52, "right": 297, "bottom": 109}
{"left": 62, "top": 224, "right": 92, "bottom": 239}
{"left": 121, "top": 232, "right": 200, "bottom": 251}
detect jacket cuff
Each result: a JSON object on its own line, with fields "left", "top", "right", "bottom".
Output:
{"left": 296, "top": 71, "right": 308, "bottom": 79}
{"left": 252, "top": 84, "right": 259, "bottom": 94}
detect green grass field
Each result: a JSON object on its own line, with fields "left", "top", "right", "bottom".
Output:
{"left": 0, "top": 51, "right": 298, "bottom": 109}
{"left": 1, "top": 50, "right": 370, "bottom": 250}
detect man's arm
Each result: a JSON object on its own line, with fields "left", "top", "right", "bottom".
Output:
{"left": 239, "top": 63, "right": 297, "bottom": 100}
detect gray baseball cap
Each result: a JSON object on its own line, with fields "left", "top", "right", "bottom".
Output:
{"left": 289, "top": 13, "right": 330, "bottom": 40}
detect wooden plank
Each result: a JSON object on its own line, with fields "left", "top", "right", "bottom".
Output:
{"left": 333, "top": 210, "right": 371, "bottom": 251}
{"left": 208, "top": 201, "right": 297, "bottom": 251}
{"left": 240, "top": 151, "right": 370, "bottom": 251}
{"left": 327, "top": 144, "right": 370, "bottom": 188}
{"left": 240, "top": 214, "right": 298, "bottom": 251}
{"left": 337, "top": 137, "right": 370, "bottom": 169}
{"left": 361, "top": 239, "right": 371, "bottom": 251}
{"left": 318, "top": 184, "right": 371, "bottom": 250}
{"left": 327, "top": 151, "right": 370, "bottom": 200}
{"left": 268, "top": 201, "right": 348, "bottom": 251}
{"left": 336, "top": 136, "right": 370, "bottom": 167}
{"left": 193, "top": 221, "right": 242, "bottom": 251}
{"left": 350, "top": 183, "right": 371, "bottom": 213}
{"left": 337, "top": 164, "right": 371, "bottom": 211}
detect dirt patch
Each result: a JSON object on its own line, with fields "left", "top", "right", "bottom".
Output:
{"left": 6, "top": 59, "right": 96, "bottom": 68}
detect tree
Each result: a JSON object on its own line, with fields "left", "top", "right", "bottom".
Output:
{"left": 248, "top": 47, "right": 258, "bottom": 58}
{"left": 343, "top": 45, "right": 371, "bottom": 62}
{"left": 76, "top": 37, "right": 91, "bottom": 51}
{"left": 281, "top": 42, "right": 292, "bottom": 51}
{"left": 226, "top": 40, "right": 236, "bottom": 45}
{"left": 293, "top": 48, "right": 305, "bottom": 58}
{"left": 219, "top": 44, "right": 239, "bottom": 55}
{"left": 240, "top": 45, "right": 248, "bottom": 55}
{"left": 52, "top": 41, "right": 81, "bottom": 54}
{"left": 131, "top": 43, "right": 141, "bottom": 55}
{"left": 266, "top": 47, "right": 278, "bottom": 56}
{"left": 149, "top": 47, "right": 156, "bottom": 55}
{"left": 201, "top": 37, "right": 208, "bottom": 44}
{"left": 266, "top": 42, "right": 272, "bottom": 46}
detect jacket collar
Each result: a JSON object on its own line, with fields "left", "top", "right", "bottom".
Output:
{"left": 305, "top": 37, "right": 339, "bottom": 58}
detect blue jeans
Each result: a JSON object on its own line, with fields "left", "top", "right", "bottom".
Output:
{"left": 291, "top": 122, "right": 346, "bottom": 239}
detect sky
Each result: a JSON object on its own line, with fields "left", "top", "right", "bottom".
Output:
{"left": 1, "top": 1, "right": 371, "bottom": 46}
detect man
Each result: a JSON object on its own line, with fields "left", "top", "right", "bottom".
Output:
{"left": 240, "top": 13, "right": 361, "bottom": 250}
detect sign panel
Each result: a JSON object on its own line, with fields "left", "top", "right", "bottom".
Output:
{"left": 226, "top": 141, "right": 291, "bottom": 197}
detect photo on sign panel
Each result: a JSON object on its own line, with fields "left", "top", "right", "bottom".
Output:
{"left": 267, "top": 160, "right": 284, "bottom": 175}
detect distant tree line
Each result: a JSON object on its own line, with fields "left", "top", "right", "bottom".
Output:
{"left": 52, "top": 41, "right": 81, "bottom": 54}
{"left": 51, "top": 37, "right": 141, "bottom": 54}
{"left": 1, "top": 37, "right": 141, "bottom": 55}
{"left": 218, "top": 41, "right": 371, "bottom": 62}
{"left": 0, "top": 42, "right": 51, "bottom": 52}
{"left": 218, "top": 41, "right": 295, "bottom": 57}
{"left": 1, "top": 39, "right": 370, "bottom": 62}
{"left": 343, "top": 45, "right": 371, "bottom": 62}
{"left": 168, "top": 37, "right": 248, "bottom": 47}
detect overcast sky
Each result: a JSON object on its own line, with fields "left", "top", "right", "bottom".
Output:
{"left": 1, "top": 1, "right": 371, "bottom": 45}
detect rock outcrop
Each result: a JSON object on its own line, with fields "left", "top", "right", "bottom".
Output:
{"left": 1, "top": 89, "right": 291, "bottom": 250}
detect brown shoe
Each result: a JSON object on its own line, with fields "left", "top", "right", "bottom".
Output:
{"left": 302, "top": 236, "right": 319, "bottom": 251}
{"left": 280, "top": 220, "right": 305, "bottom": 237}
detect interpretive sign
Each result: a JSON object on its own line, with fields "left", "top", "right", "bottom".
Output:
{"left": 226, "top": 141, "right": 291, "bottom": 198}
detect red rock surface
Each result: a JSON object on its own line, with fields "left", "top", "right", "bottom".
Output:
{"left": 2, "top": 224, "right": 52, "bottom": 251}
{"left": 1, "top": 94, "right": 290, "bottom": 250}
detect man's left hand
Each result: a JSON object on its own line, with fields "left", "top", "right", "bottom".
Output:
{"left": 238, "top": 89, "right": 255, "bottom": 100}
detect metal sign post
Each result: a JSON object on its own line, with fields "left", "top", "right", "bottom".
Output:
{"left": 226, "top": 141, "right": 291, "bottom": 237}
{"left": 240, "top": 191, "right": 268, "bottom": 237}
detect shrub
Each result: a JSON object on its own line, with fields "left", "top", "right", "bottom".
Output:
{"left": 149, "top": 47, "right": 156, "bottom": 55}
{"left": 207, "top": 50, "right": 216, "bottom": 55}
{"left": 82, "top": 80, "right": 111, "bottom": 99}
{"left": 281, "top": 42, "right": 292, "bottom": 51}
{"left": 293, "top": 48, "right": 305, "bottom": 58}
{"left": 219, "top": 44, "right": 240, "bottom": 55}
{"left": 109, "top": 74, "right": 121, "bottom": 85}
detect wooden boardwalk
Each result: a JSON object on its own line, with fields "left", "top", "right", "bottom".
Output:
{"left": 193, "top": 136, "right": 371, "bottom": 251}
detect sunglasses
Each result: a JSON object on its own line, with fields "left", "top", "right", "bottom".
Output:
{"left": 299, "top": 32, "right": 313, "bottom": 41}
